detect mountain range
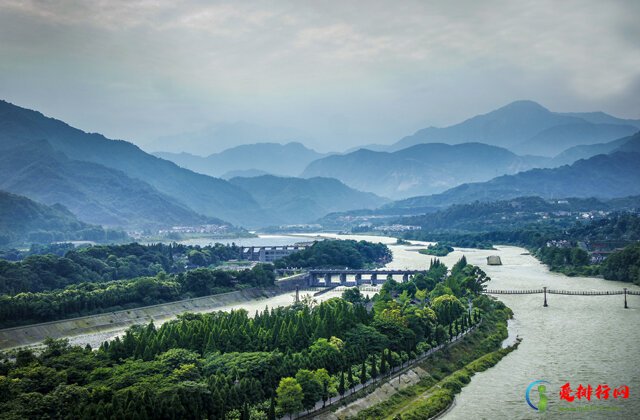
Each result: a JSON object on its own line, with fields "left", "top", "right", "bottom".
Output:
{"left": 0, "top": 100, "right": 383, "bottom": 229}
{"left": 302, "top": 142, "right": 550, "bottom": 199}
{"left": 0, "top": 139, "right": 216, "bottom": 229}
{"left": 228, "top": 175, "right": 387, "bottom": 226}
{"left": 387, "top": 146, "right": 640, "bottom": 210}
{"left": 387, "top": 100, "right": 639, "bottom": 156}
{"left": 155, "top": 142, "right": 326, "bottom": 178}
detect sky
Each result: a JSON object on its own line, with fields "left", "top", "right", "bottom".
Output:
{"left": 1, "top": 0, "right": 639, "bottom": 154}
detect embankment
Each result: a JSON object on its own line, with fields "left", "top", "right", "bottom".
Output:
{"left": 0, "top": 279, "right": 307, "bottom": 350}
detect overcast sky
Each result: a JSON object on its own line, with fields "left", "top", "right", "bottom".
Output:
{"left": 1, "top": 0, "right": 639, "bottom": 153}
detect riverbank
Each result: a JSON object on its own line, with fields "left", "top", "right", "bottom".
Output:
{"left": 329, "top": 296, "right": 515, "bottom": 419}
{"left": 0, "top": 278, "right": 335, "bottom": 351}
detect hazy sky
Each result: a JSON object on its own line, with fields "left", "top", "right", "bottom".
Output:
{"left": 1, "top": 0, "right": 639, "bottom": 153}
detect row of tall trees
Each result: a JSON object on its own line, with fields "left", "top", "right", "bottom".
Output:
{"left": 0, "top": 265, "right": 275, "bottom": 328}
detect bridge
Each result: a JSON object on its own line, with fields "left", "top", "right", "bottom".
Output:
{"left": 307, "top": 269, "right": 425, "bottom": 287}
{"left": 239, "top": 245, "right": 310, "bottom": 262}
{"left": 484, "top": 287, "right": 638, "bottom": 308}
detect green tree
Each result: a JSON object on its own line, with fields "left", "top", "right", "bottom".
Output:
{"left": 276, "top": 377, "right": 303, "bottom": 419}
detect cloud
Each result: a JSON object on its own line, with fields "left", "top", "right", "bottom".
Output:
{"left": 0, "top": 0, "right": 638, "bottom": 151}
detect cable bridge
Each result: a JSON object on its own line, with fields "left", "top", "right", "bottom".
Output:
{"left": 484, "top": 287, "right": 638, "bottom": 308}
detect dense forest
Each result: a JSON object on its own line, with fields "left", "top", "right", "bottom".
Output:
{"left": 0, "top": 242, "right": 243, "bottom": 295}
{"left": 274, "top": 240, "right": 391, "bottom": 269}
{"left": 0, "top": 265, "right": 276, "bottom": 328}
{"left": 601, "top": 242, "right": 640, "bottom": 285}
{"left": 0, "top": 257, "right": 496, "bottom": 419}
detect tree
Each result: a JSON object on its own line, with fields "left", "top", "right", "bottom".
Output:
{"left": 295, "top": 369, "right": 322, "bottom": 411}
{"left": 431, "top": 294, "right": 465, "bottom": 325}
{"left": 338, "top": 371, "right": 346, "bottom": 397}
{"left": 370, "top": 354, "right": 378, "bottom": 381}
{"left": 276, "top": 377, "right": 303, "bottom": 419}
{"left": 360, "top": 359, "right": 367, "bottom": 385}
{"left": 342, "top": 287, "right": 363, "bottom": 304}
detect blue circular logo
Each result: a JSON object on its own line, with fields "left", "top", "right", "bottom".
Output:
{"left": 526, "top": 380, "right": 550, "bottom": 411}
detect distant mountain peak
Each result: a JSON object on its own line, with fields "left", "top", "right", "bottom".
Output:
{"left": 497, "top": 99, "right": 548, "bottom": 112}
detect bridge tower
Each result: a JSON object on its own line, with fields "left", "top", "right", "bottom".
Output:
{"left": 624, "top": 287, "right": 628, "bottom": 309}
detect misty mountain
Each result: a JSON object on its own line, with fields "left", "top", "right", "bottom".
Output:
{"left": 228, "top": 175, "right": 388, "bottom": 226}
{"left": 387, "top": 150, "right": 640, "bottom": 210}
{"left": 515, "top": 122, "right": 635, "bottom": 156}
{"left": 149, "top": 122, "right": 312, "bottom": 155}
{"left": 0, "top": 100, "right": 263, "bottom": 226}
{"left": 388, "top": 100, "right": 638, "bottom": 156}
{"left": 221, "top": 169, "right": 271, "bottom": 180}
{"left": 155, "top": 142, "right": 326, "bottom": 178}
{"left": 301, "top": 142, "right": 550, "bottom": 199}
{"left": 0, "top": 190, "right": 107, "bottom": 246}
{"left": 552, "top": 131, "right": 639, "bottom": 166}
{"left": 0, "top": 140, "right": 214, "bottom": 229}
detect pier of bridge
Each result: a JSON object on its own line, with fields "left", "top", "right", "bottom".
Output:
{"left": 307, "top": 269, "right": 424, "bottom": 287}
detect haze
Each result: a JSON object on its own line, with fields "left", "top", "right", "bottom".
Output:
{"left": 1, "top": 0, "right": 639, "bottom": 154}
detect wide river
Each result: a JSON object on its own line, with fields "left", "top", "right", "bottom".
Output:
{"left": 71, "top": 234, "right": 640, "bottom": 418}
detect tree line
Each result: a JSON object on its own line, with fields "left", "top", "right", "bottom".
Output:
{"left": 274, "top": 240, "right": 391, "bottom": 269}
{"left": 0, "top": 265, "right": 275, "bottom": 328}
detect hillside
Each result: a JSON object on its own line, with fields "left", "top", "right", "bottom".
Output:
{"left": 552, "top": 136, "right": 629, "bottom": 166}
{"left": 228, "top": 175, "right": 387, "bottom": 226}
{"left": 302, "top": 142, "right": 549, "bottom": 199}
{"left": 155, "top": 142, "right": 326, "bottom": 178}
{"left": 0, "top": 100, "right": 262, "bottom": 225}
{"left": 0, "top": 190, "right": 126, "bottom": 246}
{"left": 389, "top": 100, "right": 638, "bottom": 156}
{"left": 387, "top": 151, "right": 640, "bottom": 209}
{"left": 0, "top": 140, "right": 215, "bottom": 229}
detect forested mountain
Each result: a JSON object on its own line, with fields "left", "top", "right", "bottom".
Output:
{"left": 0, "top": 100, "right": 262, "bottom": 226}
{"left": 388, "top": 100, "right": 638, "bottom": 156}
{"left": 388, "top": 151, "right": 640, "bottom": 210}
{"left": 156, "top": 142, "right": 326, "bottom": 178}
{"left": 0, "top": 140, "right": 214, "bottom": 229}
{"left": 0, "top": 191, "right": 126, "bottom": 246}
{"left": 396, "top": 197, "right": 610, "bottom": 232}
{"left": 228, "top": 175, "right": 387, "bottom": 225}
{"left": 301, "top": 143, "right": 549, "bottom": 199}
